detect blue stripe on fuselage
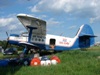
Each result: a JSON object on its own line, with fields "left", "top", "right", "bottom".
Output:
{"left": 33, "top": 38, "right": 79, "bottom": 51}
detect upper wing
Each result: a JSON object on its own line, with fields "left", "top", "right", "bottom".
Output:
{"left": 17, "top": 14, "right": 46, "bottom": 36}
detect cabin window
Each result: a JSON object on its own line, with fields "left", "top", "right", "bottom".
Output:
{"left": 42, "top": 39, "right": 44, "bottom": 42}
{"left": 38, "top": 38, "right": 41, "bottom": 41}
{"left": 31, "top": 35, "right": 45, "bottom": 42}
{"left": 35, "top": 38, "right": 37, "bottom": 41}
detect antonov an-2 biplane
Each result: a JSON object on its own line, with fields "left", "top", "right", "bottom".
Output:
{"left": 6, "top": 14, "right": 96, "bottom": 53}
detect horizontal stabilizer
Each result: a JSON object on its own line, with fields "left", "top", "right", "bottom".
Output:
{"left": 79, "top": 34, "right": 97, "bottom": 37}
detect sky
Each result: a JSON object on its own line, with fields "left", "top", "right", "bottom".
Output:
{"left": 0, "top": 0, "right": 100, "bottom": 42}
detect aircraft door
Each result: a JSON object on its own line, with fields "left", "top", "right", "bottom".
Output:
{"left": 49, "top": 39, "right": 56, "bottom": 49}
{"left": 79, "top": 36, "right": 90, "bottom": 48}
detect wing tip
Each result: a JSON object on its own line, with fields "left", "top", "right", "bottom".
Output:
{"left": 17, "top": 13, "right": 33, "bottom": 18}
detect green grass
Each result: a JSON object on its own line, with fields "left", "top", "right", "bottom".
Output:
{"left": 0, "top": 46, "right": 100, "bottom": 75}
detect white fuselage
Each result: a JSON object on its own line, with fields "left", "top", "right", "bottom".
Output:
{"left": 9, "top": 34, "right": 78, "bottom": 50}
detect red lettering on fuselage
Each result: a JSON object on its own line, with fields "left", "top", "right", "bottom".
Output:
{"left": 59, "top": 42, "right": 69, "bottom": 45}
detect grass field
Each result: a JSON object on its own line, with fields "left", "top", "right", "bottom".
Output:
{"left": 0, "top": 46, "right": 100, "bottom": 75}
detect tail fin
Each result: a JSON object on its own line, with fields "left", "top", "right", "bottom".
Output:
{"left": 76, "top": 24, "right": 96, "bottom": 48}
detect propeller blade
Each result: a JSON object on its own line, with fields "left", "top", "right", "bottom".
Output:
{"left": 6, "top": 31, "right": 9, "bottom": 37}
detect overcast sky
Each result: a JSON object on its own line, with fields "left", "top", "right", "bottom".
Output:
{"left": 0, "top": 0, "right": 100, "bottom": 42}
